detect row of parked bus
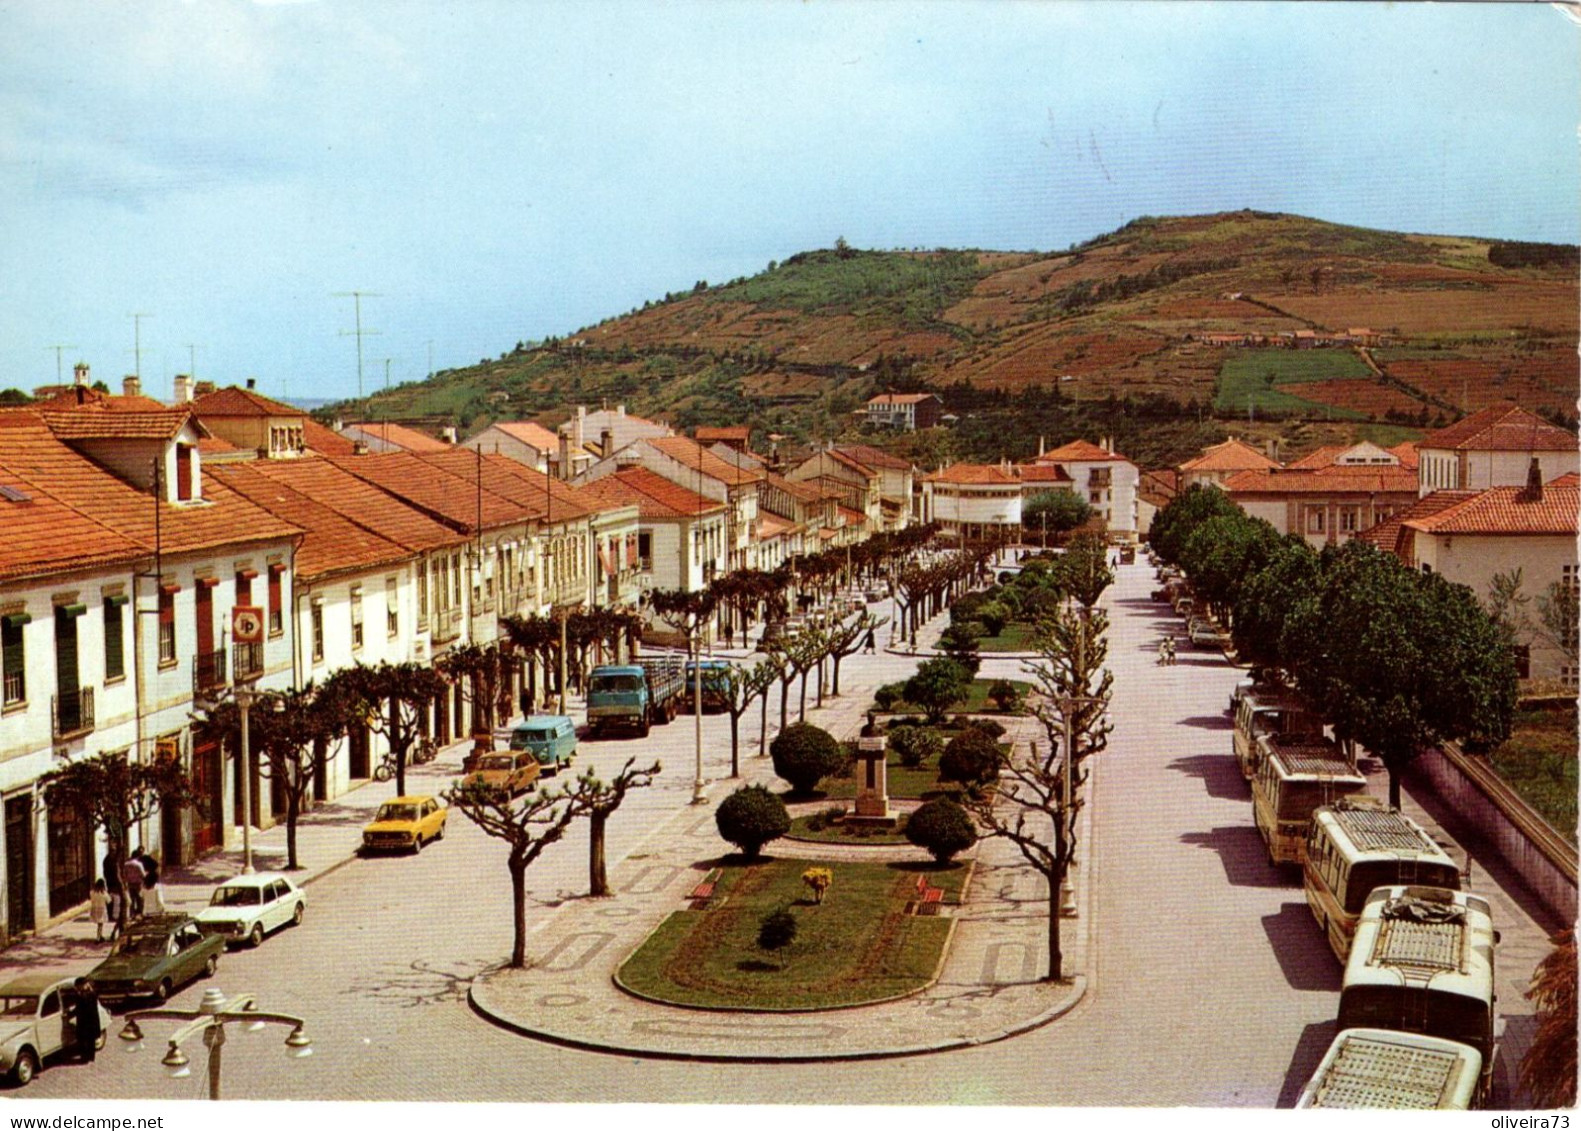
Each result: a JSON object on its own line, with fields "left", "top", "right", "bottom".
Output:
{"left": 1227, "top": 666, "right": 1501, "bottom": 1107}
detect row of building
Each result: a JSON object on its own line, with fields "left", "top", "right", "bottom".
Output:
{"left": 0, "top": 373, "right": 943, "bottom": 944}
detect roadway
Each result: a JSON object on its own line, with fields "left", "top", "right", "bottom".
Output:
{"left": 13, "top": 561, "right": 1557, "bottom": 1106}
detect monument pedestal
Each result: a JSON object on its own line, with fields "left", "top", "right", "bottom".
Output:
{"left": 845, "top": 734, "right": 897, "bottom": 828}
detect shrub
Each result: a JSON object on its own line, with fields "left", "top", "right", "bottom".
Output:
{"left": 904, "top": 797, "right": 978, "bottom": 864}
{"left": 885, "top": 714, "right": 927, "bottom": 731}
{"left": 715, "top": 785, "right": 791, "bottom": 859}
{"left": 939, "top": 728, "right": 1001, "bottom": 792}
{"left": 938, "top": 622, "right": 983, "bottom": 676}
{"left": 988, "top": 679, "right": 1022, "bottom": 712}
{"left": 904, "top": 658, "right": 972, "bottom": 725}
{"left": 888, "top": 725, "right": 944, "bottom": 769}
{"left": 964, "top": 716, "right": 1006, "bottom": 739}
{"left": 974, "top": 601, "right": 1010, "bottom": 637}
{"left": 770, "top": 722, "right": 844, "bottom": 794}
{"left": 758, "top": 908, "right": 797, "bottom": 951}
{"left": 873, "top": 683, "right": 904, "bottom": 712}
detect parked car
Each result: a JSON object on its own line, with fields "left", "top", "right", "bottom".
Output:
{"left": 461, "top": 749, "right": 542, "bottom": 796}
{"left": 361, "top": 795, "right": 448, "bottom": 854}
{"left": 88, "top": 915, "right": 224, "bottom": 1005}
{"left": 509, "top": 714, "right": 578, "bottom": 773}
{"left": 195, "top": 872, "right": 307, "bottom": 947}
{"left": 1188, "top": 618, "right": 1229, "bottom": 648}
{"left": 0, "top": 974, "right": 112, "bottom": 1086}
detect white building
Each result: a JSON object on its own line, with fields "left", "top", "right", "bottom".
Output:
{"left": 1029, "top": 438, "right": 1141, "bottom": 538}
{"left": 1416, "top": 402, "right": 1578, "bottom": 497}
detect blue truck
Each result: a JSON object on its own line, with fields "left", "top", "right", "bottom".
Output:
{"left": 683, "top": 659, "right": 734, "bottom": 713}
{"left": 586, "top": 656, "right": 686, "bottom": 737}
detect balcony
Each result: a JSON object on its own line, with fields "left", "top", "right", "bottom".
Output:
{"left": 51, "top": 686, "right": 94, "bottom": 739}
{"left": 233, "top": 641, "right": 264, "bottom": 682}
{"left": 431, "top": 607, "right": 463, "bottom": 644}
{"left": 193, "top": 647, "right": 229, "bottom": 694}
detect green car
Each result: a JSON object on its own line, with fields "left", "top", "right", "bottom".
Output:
{"left": 88, "top": 915, "right": 224, "bottom": 1005}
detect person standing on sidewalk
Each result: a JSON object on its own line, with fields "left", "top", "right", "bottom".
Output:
{"left": 119, "top": 853, "right": 145, "bottom": 919}
{"left": 136, "top": 847, "right": 163, "bottom": 914}
{"left": 88, "top": 879, "right": 109, "bottom": 942}
{"left": 862, "top": 627, "right": 876, "bottom": 654}
{"left": 69, "top": 978, "right": 101, "bottom": 1064}
{"left": 102, "top": 852, "right": 123, "bottom": 932}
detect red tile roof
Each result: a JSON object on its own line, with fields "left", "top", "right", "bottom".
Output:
{"left": 1389, "top": 442, "right": 1420, "bottom": 471}
{"left": 867, "top": 393, "right": 940, "bottom": 405}
{"left": 764, "top": 471, "right": 824, "bottom": 503}
{"left": 302, "top": 418, "right": 357, "bottom": 457}
{"left": 0, "top": 414, "right": 301, "bottom": 563}
{"left": 32, "top": 387, "right": 171, "bottom": 414}
{"left": 1224, "top": 464, "right": 1419, "bottom": 496}
{"left": 647, "top": 436, "right": 765, "bottom": 486}
{"left": 1405, "top": 484, "right": 1579, "bottom": 537}
{"left": 326, "top": 452, "right": 530, "bottom": 532}
{"left": 1285, "top": 445, "right": 1346, "bottom": 470}
{"left": 190, "top": 386, "right": 302, "bottom": 417}
{"left": 1550, "top": 471, "right": 1580, "bottom": 487}
{"left": 40, "top": 406, "right": 198, "bottom": 442}
{"left": 1015, "top": 464, "right": 1074, "bottom": 483}
{"left": 1179, "top": 438, "right": 1281, "bottom": 473}
{"left": 757, "top": 513, "right": 798, "bottom": 539}
{"left": 576, "top": 466, "right": 723, "bottom": 520}
{"left": 487, "top": 421, "right": 561, "bottom": 452}
{"left": 1356, "top": 492, "right": 1474, "bottom": 555}
{"left": 209, "top": 463, "right": 413, "bottom": 582}
{"left": 346, "top": 421, "right": 452, "bottom": 453}
{"left": 242, "top": 458, "right": 466, "bottom": 554}
{"left": 0, "top": 466, "right": 146, "bottom": 581}
{"left": 1420, "top": 402, "right": 1577, "bottom": 452}
{"left": 836, "top": 443, "right": 912, "bottom": 471}
{"left": 415, "top": 449, "right": 595, "bottom": 523}
{"left": 926, "top": 463, "right": 1022, "bottom": 485}
{"left": 1038, "top": 439, "right": 1131, "bottom": 464}
{"left": 695, "top": 426, "right": 750, "bottom": 443}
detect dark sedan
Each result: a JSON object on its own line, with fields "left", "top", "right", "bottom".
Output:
{"left": 87, "top": 915, "right": 224, "bottom": 1005}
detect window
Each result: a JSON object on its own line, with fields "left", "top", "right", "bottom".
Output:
{"left": 311, "top": 603, "right": 324, "bottom": 663}
{"left": 386, "top": 576, "right": 399, "bottom": 638}
{"left": 235, "top": 569, "right": 254, "bottom": 607}
{"left": 267, "top": 564, "right": 284, "bottom": 636}
{"left": 2, "top": 613, "right": 26, "bottom": 706}
{"left": 1565, "top": 563, "right": 1579, "bottom": 594}
{"left": 104, "top": 597, "right": 126, "bottom": 682}
{"left": 1306, "top": 507, "right": 1325, "bottom": 535}
{"left": 1511, "top": 644, "right": 1531, "bottom": 681}
{"left": 350, "top": 587, "right": 364, "bottom": 650}
{"left": 1338, "top": 507, "right": 1360, "bottom": 534}
{"left": 175, "top": 444, "right": 195, "bottom": 501}
{"left": 417, "top": 560, "right": 429, "bottom": 622}
{"left": 157, "top": 587, "right": 177, "bottom": 665}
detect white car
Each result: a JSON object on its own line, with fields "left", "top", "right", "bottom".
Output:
{"left": 0, "top": 974, "right": 111, "bottom": 1087}
{"left": 196, "top": 872, "right": 307, "bottom": 948}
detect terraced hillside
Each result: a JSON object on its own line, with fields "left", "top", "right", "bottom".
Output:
{"left": 347, "top": 211, "right": 1577, "bottom": 467}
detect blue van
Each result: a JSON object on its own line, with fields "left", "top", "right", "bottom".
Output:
{"left": 683, "top": 659, "right": 733, "bottom": 712}
{"left": 509, "top": 715, "right": 578, "bottom": 776}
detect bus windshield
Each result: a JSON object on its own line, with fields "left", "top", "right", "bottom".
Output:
{"left": 1337, "top": 986, "right": 1491, "bottom": 1053}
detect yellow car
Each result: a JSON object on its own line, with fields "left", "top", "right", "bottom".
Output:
{"left": 361, "top": 795, "right": 448, "bottom": 855}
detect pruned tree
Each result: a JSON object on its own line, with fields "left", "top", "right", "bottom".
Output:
{"left": 323, "top": 661, "right": 448, "bottom": 797}
{"left": 441, "top": 777, "right": 586, "bottom": 968}
{"left": 1052, "top": 532, "right": 1113, "bottom": 611}
{"left": 964, "top": 603, "right": 1111, "bottom": 981}
{"left": 41, "top": 748, "right": 194, "bottom": 931}
{"left": 575, "top": 758, "right": 660, "bottom": 897}
{"left": 823, "top": 611, "right": 887, "bottom": 696}
{"left": 720, "top": 660, "right": 780, "bottom": 777}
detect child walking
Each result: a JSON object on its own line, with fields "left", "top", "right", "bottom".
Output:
{"left": 89, "top": 878, "right": 109, "bottom": 942}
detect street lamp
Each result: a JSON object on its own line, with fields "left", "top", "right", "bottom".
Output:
{"left": 119, "top": 987, "right": 311, "bottom": 1101}
{"left": 233, "top": 683, "right": 256, "bottom": 875}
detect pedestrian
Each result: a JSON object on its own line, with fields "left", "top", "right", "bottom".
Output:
{"left": 88, "top": 878, "right": 109, "bottom": 942}
{"left": 102, "top": 851, "right": 122, "bottom": 926}
{"left": 862, "top": 627, "right": 876, "bottom": 654}
{"left": 69, "top": 978, "right": 102, "bottom": 1064}
{"left": 724, "top": 623, "right": 734, "bottom": 649}
{"left": 120, "top": 853, "right": 145, "bottom": 919}
{"left": 137, "top": 847, "right": 163, "bottom": 915}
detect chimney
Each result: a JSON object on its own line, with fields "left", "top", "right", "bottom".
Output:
{"left": 558, "top": 428, "right": 572, "bottom": 481}
{"left": 1265, "top": 439, "right": 1278, "bottom": 462}
{"left": 441, "top": 426, "right": 458, "bottom": 445}
{"left": 74, "top": 363, "right": 90, "bottom": 387}
{"left": 122, "top": 375, "right": 141, "bottom": 398}
{"left": 600, "top": 427, "right": 614, "bottom": 458}
{"left": 245, "top": 377, "right": 257, "bottom": 391}
{"left": 1521, "top": 457, "right": 1544, "bottom": 502}
{"left": 194, "top": 380, "right": 216, "bottom": 396}
{"left": 573, "top": 405, "right": 586, "bottom": 450}
{"left": 173, "top": 375, "right": 193, "bottom": 403}
{"left": 1038, "top": 435, "right": 1045, "bottom": 457}
{"left": 351, "top": 440, "right": 369, "bottom": 456}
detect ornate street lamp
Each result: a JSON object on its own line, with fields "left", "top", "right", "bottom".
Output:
{"left": 119, "top": 987, "right": 311, "bottom": 1101}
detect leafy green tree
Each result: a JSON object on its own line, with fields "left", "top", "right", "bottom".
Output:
{"left": 887, "top": 724, "right": 943, "bottom": 769}
{"left": 938, "top": 622, "right": 983, "bottom": 676}
{"left": 715, "top": 784, "right": 791, "bottom": 859}
{"left": 758, "top": 908, "right": 797, "bottom": 951}
{"left": 938, "top": 728, "right": 1001, "bottom": 793}
{"left": 1231, "top": 537, "right": 1321, "bottom": 671}
{"left": 1181, "top": 513, "right": 1282, "bottom": 623}
{"left": 904, "top": 657, "right": 972, "bottom": 725}
{"left": 904, "top": 797, "right": 977, "bottom": 864}
{"left": 1149, "top": 482, "right": 1241, "bottom": 565}
{"left": 1023, "top": 490, "right": 1093, "bottom": 544}
{"left": 42, "top": 749, "right": 194, "bottom": 932}
{"left": 770, "top": 722, "right": 844, "bottom": 795}
{"left": 1416, "top": 571, "right": 1517, "bottom": 755}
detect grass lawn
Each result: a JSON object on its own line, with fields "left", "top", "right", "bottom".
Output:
{"left": 874, "top": 677, "right": 1033, "bottom": 717}
{"left": 1213, "top": 348, "right": 1371, "bottom": 417}
{"left": 787, "top": 809, "right": 910, "bottom": 845}
{"left": 818, "top": 751, "right": 956, "bottom": 801}
{"left": 616, "top": 858, "right": 969, "bottom": 1010}
{"left": 1488, "top": 703, "right": 1578, "bottom": 843}
{"left": 975, "top": 621, "right": 1039, "bottom": 652}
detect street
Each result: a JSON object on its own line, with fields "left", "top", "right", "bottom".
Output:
{"left": 9, "top": 563, "right": 1558, "bottom": 1106}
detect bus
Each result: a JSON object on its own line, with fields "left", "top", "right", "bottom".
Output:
{"left": 1304, "top": 800, "right": 1462, "bottom": 961}
{"left": 1251, "top": 736, "right": 1368, "bottom": 865}
{"left": 1295, "top": 1028, "right": 1483, "bottom": 1109}
{"left": 1232, "top": 688, "right": 1321, "bottom": 781}
{"left": 1337, "top": 885, "right": 1499, "bottom": 1105}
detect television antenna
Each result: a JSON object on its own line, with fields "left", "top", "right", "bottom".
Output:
{"left": 333, "top": 291, "right": 381, "bottom": 400}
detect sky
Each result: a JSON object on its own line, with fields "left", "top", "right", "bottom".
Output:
{"left": 0, "top": 0, "right": 1576, "bottom": 403}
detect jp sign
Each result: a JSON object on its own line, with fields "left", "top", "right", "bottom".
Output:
{"left": 232, "top": 605, "right": 265, "bottom": 644}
